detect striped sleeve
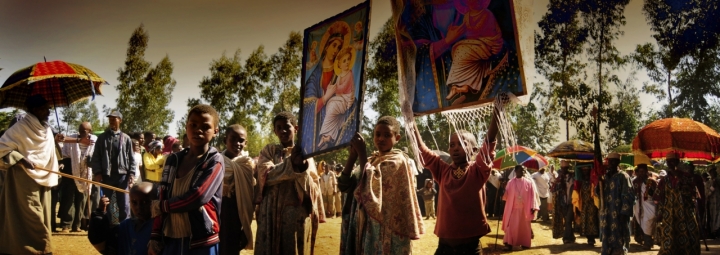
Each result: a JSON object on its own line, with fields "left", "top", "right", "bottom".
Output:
{"left": 161, "top": 155, "right": 224, "bottom": 213}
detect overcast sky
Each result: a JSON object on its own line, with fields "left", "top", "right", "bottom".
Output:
{"left": 0, "top": 0, "right": 659, "bottom": 138}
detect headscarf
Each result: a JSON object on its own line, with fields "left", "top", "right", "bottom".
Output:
{"left": 162, "top": 136, "right": 178, "bottom": 155}
{"left": 149, "top": 140, "right": 163, "bottom": 152}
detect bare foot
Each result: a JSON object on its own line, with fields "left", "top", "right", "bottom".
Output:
{"left": 445, "top": 86, "right": 458, "bottom": 100}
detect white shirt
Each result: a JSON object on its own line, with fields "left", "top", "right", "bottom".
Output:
{"left": 531, "top": 171, "right": 551, "bottom": 198}
{"left": 133, "top": 152, "right": 143, "bottom": 182}
{"left": 320, "top": 171, "right": 337, "bottom": 195}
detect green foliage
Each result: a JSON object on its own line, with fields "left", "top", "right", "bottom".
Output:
{"left": 635, "top": 0, "right": 720, "bottom": 122}
{"left": 604, "top": 72, "right": 643, "bottom": 149}
{"left": 534, "top": 0, "right": 588, "bottom": 141}
{"left": 192, "top": 32, "right": 302, "bottom": 157}
{"left": 580, "top": 0, "right": 630, "bottom": 156}
{"left": 509, "top": 86, "right": 561, "bottom": 153}
{"left": 268, "top": 32, "right": 303, "bottom": 116}
{"left": 0, "top": 110, "right": 19, "bottom": 131}
{"left": 366, "top": 18, "right": 400, "bottom": 119}
{"left": 60, "top": 98, "right": 102, "bottom": 133}
{"left": 175, "top": 98, "right": 201, "bottom": 139}
{"left": 115, "top": 25, "right": 176, "bottom": 135}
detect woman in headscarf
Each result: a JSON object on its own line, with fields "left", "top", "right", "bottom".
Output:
{"left": 143, "top": 140, "right": 165, "bottom": 183}
{"left": 162, "top": 136, "right": 178, "bottom": 155}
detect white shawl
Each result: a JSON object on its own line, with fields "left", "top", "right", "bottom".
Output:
{"left": 63, "top": 134, "right": 97, "bottom": 192}
{"left": 0, "top": 113, "right": 59, "bottom": 187}
{"left": 222, "top": 151, "right": 256, "bottom": 250}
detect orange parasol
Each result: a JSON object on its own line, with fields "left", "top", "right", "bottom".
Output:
{"left": 632, "top": 118, "right": 720, "bottom": 162}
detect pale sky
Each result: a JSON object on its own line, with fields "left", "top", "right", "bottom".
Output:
{"left": 0, "top": 0, "right": 660, "bottom": 138}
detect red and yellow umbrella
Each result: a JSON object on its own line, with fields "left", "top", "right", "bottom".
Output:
{"left": 0, "top": 60, "right": 106, "bottom": 109}
{"left": 521, "top": 154, "right": 549, "bottom": 171}
{"left": 632, "top": 118, "right": 720, "bottom": 162}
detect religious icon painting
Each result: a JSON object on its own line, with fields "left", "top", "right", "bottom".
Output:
{"left": 299, "top": 1, "right": 371, "bottom": 158}
{"left": 393, "top": 0, "right": 529, "bottom": 115}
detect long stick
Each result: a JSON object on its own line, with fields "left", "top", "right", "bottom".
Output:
{"left": 0, "top": 166, "right": 128, "bottom": 194}
{"left": 494, "top": 182, "right": 505, "bottom": 250}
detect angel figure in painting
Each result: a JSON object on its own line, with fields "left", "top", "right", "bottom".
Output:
{"left": 317, "top": 46, "right": 356, "bottom": 150}
{"left": 444, "top": 0, "right": 504, "bottom": 101}
{"left": 307, "top": 41, "right": 319, "bottom": 67}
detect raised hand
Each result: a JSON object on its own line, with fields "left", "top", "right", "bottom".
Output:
{"left": 98, "top": 195, "right": 110, "bottom": 212}
{"left": 290, "top": 145, "right": 306, "bottom": 171}
{"left": 349, "top": 133, "right": 367, "bottom": 159}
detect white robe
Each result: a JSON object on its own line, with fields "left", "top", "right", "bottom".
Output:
{"left": 633, "top": 182, "right": 657, "bottom": 236}
{"left": 0, "top": 113, "right": 58, "bottom": 187}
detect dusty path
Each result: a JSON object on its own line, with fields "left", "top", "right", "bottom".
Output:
{"left": 51, "top": 217, "right": 720, "bottom": 254}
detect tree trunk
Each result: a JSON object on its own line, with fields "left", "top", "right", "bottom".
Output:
{"left": 667, "top": 71, "right": 673, "bottom": 117}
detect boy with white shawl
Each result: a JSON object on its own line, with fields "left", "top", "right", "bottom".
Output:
{"left": 219, "top": 124, "right": 256, "bottom": 254}
{"left": 0, "top": 95, "right": 59, "bottom": 254}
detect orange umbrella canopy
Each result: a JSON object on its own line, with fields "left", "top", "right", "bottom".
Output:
{"left": 632, "top": 118, "right": 720, "bottom": 162}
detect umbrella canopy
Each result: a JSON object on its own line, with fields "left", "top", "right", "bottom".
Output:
{"left": 521, "top": 154, "right": 549, "bottom": 171}
{"left": 493, "top": 146, "right": 538, "bottom": 170}
{"left": 0, "top": 60, "right": 106, "bottom": 109}
{"left": 547, "top": 140, "right": 594, "bottom": 162}
{"left": 632, "top": 118, "right": 720, "bottom": 162}
{"left": 618, "top": 152, "right": 652, "bottom": 168}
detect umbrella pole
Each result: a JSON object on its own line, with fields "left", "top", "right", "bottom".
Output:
{"left": 48, "top": 84, "right": 61, "bottom": 131}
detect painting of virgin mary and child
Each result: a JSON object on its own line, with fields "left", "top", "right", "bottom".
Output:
{"left": 299, "top": 2, "right": 370, "bottom": 158}
{"left": 395, "top": 0, "right": 527, "bottom": 115}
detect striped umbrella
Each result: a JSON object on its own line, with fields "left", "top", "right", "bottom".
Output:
{"left": 0, "top": 60, "right": 106, "bottom": 109}
{"left": 1, "top": 60, "right": 107, "bottom": 129}
{"left": 521, "top": 154, "right": 549, "bottom": 171}
{"left": 492, "top": 146, "right": 539, "bottom": 170}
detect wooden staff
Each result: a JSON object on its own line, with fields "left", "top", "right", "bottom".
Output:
{"left": 0, "top": 166, "right": 128, "bottom": 194}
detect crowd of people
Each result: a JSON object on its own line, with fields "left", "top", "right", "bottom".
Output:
{"left": 0, "top": 94, "right": 714, "bottom": 255}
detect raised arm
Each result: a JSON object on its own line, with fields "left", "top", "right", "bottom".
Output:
{"left": 412, "top": 123, "right": 447, "bottom": 181}
{"left": 486, "top": 106, "right": 500, "bottom": 143}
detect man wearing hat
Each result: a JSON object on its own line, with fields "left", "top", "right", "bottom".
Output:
{"left": 552, "top": 160, "right": 576, "bottom": 243}
{"left": 0, "top": 95, "right": 58, "bottom": 254}
{"left": 598, "top": 152, "right": 635, "bottom": 255}
{"left": 91, "top": 110, "right": 136, "bottom": 224}
{"left": 654, "top": 152, "right": 700, "bottom": 255}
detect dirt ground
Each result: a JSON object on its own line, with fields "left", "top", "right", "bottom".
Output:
{"left": 50, "top": 215, "right": 720, "bottom": 255}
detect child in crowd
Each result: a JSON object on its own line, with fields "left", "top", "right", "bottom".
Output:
{"left": 148, "top": 104, "right": 224, "bottom": 255}
{"left": 411, "top": 107, "right": 499, "bottom": 254}
{"left": 338, "top": 116, "right": 425, "bottom": 254}
{"left": 143, "top": 140, "right": 165, "bottom": 183}
{"left": 219, "top": 124, "right": 255, "bottom": 254}
{"left": 88, "top": 182, "right": 154, "bottom": 255}
{"left": 418, "top": 179, "right": 437, "bottom": 220}
{"left": 172, "top": 142, "right": 183, "bottom": 153}
{"left": 161, "top": 136, "right": 178, "bottom": 156}
{"left": 131, "top": 139, "right": 143, "bottom": 184}
{"left": 254, "top": 111, "right": 324, "bottom": 255}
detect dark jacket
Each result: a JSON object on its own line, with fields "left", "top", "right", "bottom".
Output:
{"left": 150, "top": 147, "right": 224, "bottom": 249}
{"left": 91, "top": 129, "right": 136, "bottom": 177}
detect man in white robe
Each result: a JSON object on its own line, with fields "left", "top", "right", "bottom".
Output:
{"left": 0, "top": 95, "right": 59, "bottom": 254}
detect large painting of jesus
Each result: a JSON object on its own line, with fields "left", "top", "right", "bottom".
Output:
{"left": 394, "top": 0, "right": 528, "bottom": 115}
{"left": 299, "top": 2, "right": 370, "bottom": 158}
